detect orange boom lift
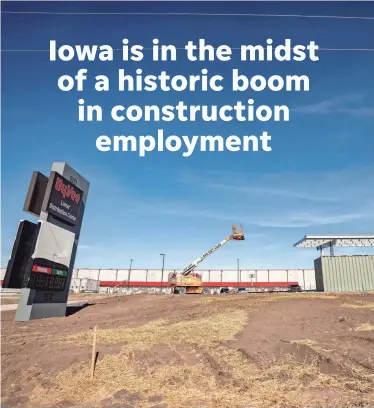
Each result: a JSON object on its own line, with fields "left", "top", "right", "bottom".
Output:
{"left": 168, "top": 224, "right": 245, "bottom": 294}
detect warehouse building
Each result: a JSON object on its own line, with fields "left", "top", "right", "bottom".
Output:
{"left": 67, "top": 267, "right": 317, "bottom": 293}
{"left": 1, "top": 267, "right": 316, "bottom": 293}
{"left": 68, "top": 268, "right": 316, "bottom": 293}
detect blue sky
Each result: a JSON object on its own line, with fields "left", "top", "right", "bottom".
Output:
{"left": 2, "top": 1, "right": 374, "bottom": 270}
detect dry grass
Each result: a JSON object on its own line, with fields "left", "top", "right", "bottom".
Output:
{"left": 200, "top": 296, "right": 239, "bottom": 303}
{"left": 341, "top": 301, "right": 374, "bottom": 310}
{"left": 65, "top": 309, "right": 247, "bottom": 348}
{"left": 35, "top": 342, "right": 374, "bottom": 408}
{"left": 31, "top": 306, "right": 374, "bottom": 408}
{"left": 354, "top": 323, "right": 374, "bottom": 332}
{"left": 34, "top": 310, "right": 248, "bottom": 407}
{"left": 68, "top": 293, "right": 123, "bottom": 301}
{"left": 200, "top": 293, "right": 338, "bottom": 304}
{"left": 270, "top": 293, "right": 338, "bottom": 301}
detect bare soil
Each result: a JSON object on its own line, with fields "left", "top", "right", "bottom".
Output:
{"left": 1, "top": 293, "right": 374, "bottom": 408}
{"left": 0, "top": 295, "right": 21, "bottom": 305}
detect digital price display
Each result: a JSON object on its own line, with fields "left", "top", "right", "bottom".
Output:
{"left": 27, "top": 264, "right": 68, "bottom": 291}
{"left": 28, "top": 274, "right": 67, "bottom": 291}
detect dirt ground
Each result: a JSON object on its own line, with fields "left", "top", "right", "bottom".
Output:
{"left": 1, "top": 292, "right": 374, "bottom": 408}
{"left": 0, "top": 295, "right": 21, "bottom": 305}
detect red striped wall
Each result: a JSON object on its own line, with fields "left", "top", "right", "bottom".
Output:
{"left": 1, "top": 280, "right": 299, "bottom": 289}
{"left": 99, "top": 281, "right": 299, "bottom": 288}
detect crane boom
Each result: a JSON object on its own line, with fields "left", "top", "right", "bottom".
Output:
{"left": 182, "top": 235, "right": 233, "bottom": 276}
{"left": 168, "top": 225, "right": 244, "bottom": 294}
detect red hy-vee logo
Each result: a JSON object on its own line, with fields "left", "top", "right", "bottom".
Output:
{"left": 55, "top": 177, "right": 81, "bottom": 203}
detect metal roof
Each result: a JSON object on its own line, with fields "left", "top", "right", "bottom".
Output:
{"left": 294, "top": 235, "right": 374, "bottom": 248}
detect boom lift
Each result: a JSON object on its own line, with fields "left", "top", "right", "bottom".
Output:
{"left": 168, "top": 224, "right": 245, "bottom": 294}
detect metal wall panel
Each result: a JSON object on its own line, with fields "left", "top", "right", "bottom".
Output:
{"left": 129, "top": 269, "right": 147, "bottom": 282}
{"left": 239, "top": 270, "right": 257, "bottom": 283}
{"left": 146, "top": 269, "right": 162, "bottom": 283}
{"left": 287, "top": 269, "right": 298, "bottom": 283}
{"left": 80, "top": 278, "right": 100, "bottom": 291}
{"left": 99, "top": 269, "right": 119, "bottom": 281}
{"left": 89, "top": 269, "right": 100, "bottom": 280}
{"left": 207, "top": 270, "right": 222, "bottom": 282}
{"left": 270, "top": 270, "right": 288, "bottom": 282}
{"left": 99, "top": 286, "right": 109, "bottom": 293}
{"left": 256, "top": 270, "right": 269, "bottom": 282}
{"left": 362, "top": 256, "right": 374, "bottom": 290}
{"left": 319, "top": 255, "right": 374, "bottom": 292}
{"left": 147, "top": 269, "right": 176, "bottom": 283}
{"left": 75, "top": 269, "right": 91, "bottom": 279}
{"left": 70, "top": 278, "right": 81, "bottom": 292}
{"left": 70, "top": 278, "right": 99, "bottom": 292}
{"left": 287, "top": 269, "right": 303, "bottom": 287}
{"left": 223, "top": 270, "right": 238, "bottom": 282}
{"left": 304, "top": 269, "right": 317, "bottom": 291}
{"left": 117, "top": 269, "right": 129, "bottom": 281}
{"left": 314, "top": 257, "right": 323, "bottom": 291}
{"left": 74, "top": 269, "right": 100, "bottom": 280}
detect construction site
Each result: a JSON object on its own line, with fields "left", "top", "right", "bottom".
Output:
{"left": 2, "top": 222, "right": 374, "bottom": 408}
{"left": 2, "top": 291, "right": 374, "bottom": 408}
{"left": 3, "top": 0, "right": 374, "bottom": 405}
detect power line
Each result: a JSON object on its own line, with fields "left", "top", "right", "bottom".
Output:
{"left": 3, "top": 11, "right": 373, "bottom": 53}
{"left": 2, "top": 48, "right": 374, "bottom": 52}
{"left": 2, "top": 11, "right": 374, "bottom": 20}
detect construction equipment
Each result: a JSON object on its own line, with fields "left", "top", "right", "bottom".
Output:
{"left": 168, "top": 224, "right": 245, "bottom": 294}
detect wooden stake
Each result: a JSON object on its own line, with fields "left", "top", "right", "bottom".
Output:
{"left": 90, "top": 325, "right": 97, "bottom": 380}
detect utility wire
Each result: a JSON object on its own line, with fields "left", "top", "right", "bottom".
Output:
{"left": 2, "top": 11, "right": 374, "bottom": 20}
{"left": 3, "top": 11, "right": 373, "bottom": 52}
{"left": 2, "top": 48, "right": 374, "bottom": 52}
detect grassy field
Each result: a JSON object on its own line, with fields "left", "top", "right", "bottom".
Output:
{"left": 2, "top": 292, "right": 374, "bottom": 408}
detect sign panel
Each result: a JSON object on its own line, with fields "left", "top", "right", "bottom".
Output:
{"left": 42, "top": 172, "right": 83, "bottom": 225}
{"left": 3, "top": 220, "right": 39, "bottom": 288}
{"left": 22, "top": 221, "right": 73, "bottom": 292}
{"left": 32, "top": 221, "right": 75, "bottom": 267}
{"left": 23, "top": 171, "right": 49, "bottom": 217}
{"left": 27, "top": 268, "right": 68, "bottom": 291}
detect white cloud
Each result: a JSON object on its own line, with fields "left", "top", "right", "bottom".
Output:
{"left": 78, "top": 245, "right": 92, "bottom": 250}
{"left": 292, "top": 93, "right": 374, "bottom": 115}
{"left": 127, "top": 202, "right": 368, "bottom": 229}
{"left": 173, "top": 167, "right": 374, "bottom": 229}
{"left": 189, "top": 182, "right": 339, "bottom": 203}
{"left": 339, "top": 107, "right": 374, "bottom": 116}
{"left": 253, "top": 212, "right": 365, "bottom": 228}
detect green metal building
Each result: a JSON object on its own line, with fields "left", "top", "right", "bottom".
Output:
{"left": 294, "top": 235, "right": 374, "bottom": 293}
{"left": 314, "top": 255, "right": 374, "bottom": 292}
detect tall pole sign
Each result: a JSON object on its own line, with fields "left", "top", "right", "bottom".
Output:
{"left": 14, "top": 162, "right": 89, "bottom": 321}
